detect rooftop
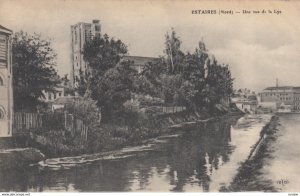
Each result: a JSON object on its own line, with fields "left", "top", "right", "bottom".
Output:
{"left": 122, "top": 55, "right": 159, "bottom": 66}
{"left": 0, "top": 25, "right": 13, "bottom": 34}
{"left": 263, "top": 86, "right": 300, "bottom": 91}
{"left": 53, "top": 96, "right": 78, "bottom": 104}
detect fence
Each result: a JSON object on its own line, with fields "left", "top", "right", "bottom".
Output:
{"left": 14, "top": 112, "right": 43, "bottom": 131}
{"left": 64, "top": 113, "right": 89, "bottom": 140}
{"left": 13, "top": 112, "right": 89, "bottom": 140}
{"left": 140, "top": 106, "right": 186, "bottom": 114}
{"left": 162, "top": 106, "right": 186, "bottom": 114}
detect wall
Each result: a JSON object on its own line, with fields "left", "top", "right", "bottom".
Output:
{"left": 0, "top": 27, "right": 13, "bottom": 137}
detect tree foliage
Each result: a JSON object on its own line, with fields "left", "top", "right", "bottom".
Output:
{"left": 77, "top": 29, "right": 234, "bottom": 117}
{"left": 82, "top": 34, "right": 128, "bottom": 75}
{"left": 12, "top": 31, "right": 60, "bottom": 111}
{"left": 76, "top": 34, "right": 136, "bottom": 121}
{"left": 141, "top": 29, "right": 234, "bottom": 111}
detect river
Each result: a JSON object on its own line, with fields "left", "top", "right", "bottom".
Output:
{"left": 0, "top": 114, "right": 272, "bottom": 192}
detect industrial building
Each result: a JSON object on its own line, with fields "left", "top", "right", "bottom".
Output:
{"left": 258, "top": 86, "right": 300, "bottom": 112}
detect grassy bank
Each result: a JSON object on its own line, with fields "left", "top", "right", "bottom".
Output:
{"left": 28, "top": 105, "right": 242, "bottom": 158}
{"left": 0, "top": 148, "right": 45, "bottom": 170}
{"left": 220, "top": 115, "right": 279, "bottom": 192}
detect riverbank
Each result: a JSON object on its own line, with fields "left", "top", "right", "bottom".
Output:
{"left": 221, "top": 115, "right": 279, "bottom": 192}
{"left": 27, "top": 104, "right": 243, "bottom": 158}
{"left": 0, "top": 105, "right": 243, "bottom": 171}
{"left": 1, "top": 113, "right": 266, "bottom": 192}
{"left": 0, "top": 148, "right": 45, "bottom": 170}
{"left": 2, "top": 113, "right": 279, "bottom": 191}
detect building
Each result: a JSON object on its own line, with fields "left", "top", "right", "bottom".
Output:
{"left": 51, "top": 96, "right": 78, "bottom": 112}
{"left": 41, "top": 87, "right": 66, "bottom": 102}
{"left": 121, "top": 55, "right": 159, "bottom": 73}
{"left": 0, "top": 25, "right": 13, "bottom": 137}
{"left": 258, "top": 86, "right": 300, "bottom": 112}
{"left": 231, "top": 89, "right": 258, "bottom": 113}
{"left": 71, "top": 20, "right": 101, "bottom": 86}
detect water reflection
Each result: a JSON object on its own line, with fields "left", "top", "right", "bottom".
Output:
{"left": 1, "top": 115, "right": 268, "bottom": 192}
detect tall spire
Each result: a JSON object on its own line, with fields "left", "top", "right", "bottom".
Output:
{"left": 276, "top": 78, "right": 279, "bottom": 88}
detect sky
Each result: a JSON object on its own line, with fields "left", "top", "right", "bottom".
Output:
{"left": 1, "top": 0, "right": 300, "bottom": 92}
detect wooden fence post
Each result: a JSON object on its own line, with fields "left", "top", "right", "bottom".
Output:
{"left": 64, "top": 111, "right": 67, "bottom": 129}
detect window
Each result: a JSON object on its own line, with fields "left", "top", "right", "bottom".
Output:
{"left": 59, "top": 92, "right": 62, "bottom": 97}
{"left": 48, "top": 93, "right": 51, "bottom": 100}
{"left": 54, "top": 93, "right": 56, "bottom": 100}
{"left": 74, "top": 29, "right": 77, "bottom": 44}
{"left": 0, "top": 76, "right": 3, "bottom": 86}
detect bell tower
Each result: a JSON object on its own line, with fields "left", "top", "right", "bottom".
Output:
{"left": 0, "top": 25, "right": 13, "bottom": 137}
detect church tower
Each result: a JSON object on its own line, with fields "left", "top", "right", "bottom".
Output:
{"left": 0, "top": 25, "right": 13, "bottom": 137}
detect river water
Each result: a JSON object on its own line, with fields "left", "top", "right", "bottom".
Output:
{"left": 0, "top": 114, "right": 272, "bottom": 192}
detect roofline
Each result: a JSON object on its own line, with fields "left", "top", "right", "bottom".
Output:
{"left": 0, "top": 25, "right": 13, "bottom": 35}
{"left": 71, "top": 22, "right": 93, "bottom": 27}
{"left": 123, "top": 55, "right": 160, "bottom": 59}
{"left": 263, "top": 86, "right": 300, "bottom": 90}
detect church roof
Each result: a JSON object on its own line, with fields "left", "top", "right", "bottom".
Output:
{"left": 121, "top": 55, "right": 159, "bottom": 66}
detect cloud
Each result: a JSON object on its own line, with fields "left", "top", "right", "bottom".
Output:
{"left": 211, "top": 40, "right": 300, "bottom": 91}
{"left": 1, "top": 0, "right": 300, "bottom": 92}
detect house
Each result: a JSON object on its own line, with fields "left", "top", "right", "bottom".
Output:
{"left": 41, "top": 87, "right": 66, "bottom": 103}
{"left": 51, "top": 96, "right": 77, "bottom": 112}
{"left": 231, "top": 89, "right": 258, "bottom": 113}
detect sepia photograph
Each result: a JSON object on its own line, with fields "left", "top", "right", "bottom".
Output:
{"left": 0, "top": 0, "right": 300, "bottom": 193}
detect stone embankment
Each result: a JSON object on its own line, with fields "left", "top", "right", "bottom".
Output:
{"left": 221, "top": 115, "right": 279, "bottom": 192}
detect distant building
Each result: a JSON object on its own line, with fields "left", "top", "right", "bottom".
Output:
{"left": 41, "top": 87, "right": 66, "bottom": 103}
{"left": 51, "top": 96, "right": 78, "bottom": 112}
{"left": 231, "top": 89, "right": 258, "bottom": 113}
{"left": 121, "top": 55, "right": 159, "bottom": 73}
{"left": 70, "top": 19, "right": 101, "bottom": 86}
{"left": 258, "top": 86, "right": 300, "bottom": 112}
{"left": 70, "top": 19, "right": 159, "bottom": 86}
{"left": 0, "top": 25, "right": 13, "bottom": 137}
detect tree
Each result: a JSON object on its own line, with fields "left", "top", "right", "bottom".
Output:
{"left": 75, "top": 69, "right": 89, "bottom": 97}
{"left": 82, "top": 34, "right": 127, "bottom": 75}
{"left": 141, "top": 29, "right": 234, "bottom": 112}
{"left": 135, "top": 58, "right": 166, "bottom": 97}
{"left": 61, "top": 74, "right": 74, "bottom": 96}
{"left": 164, "top": 29, "right": 185, "bottom": 74}
{"left": 89, "top": 61, "right": 137, "bottom": 121}
{"left": 176, "top": 49, "right": 207, "bottom": 110}
{"left": 12, "top": 31, "right": 60, "bottom": 111}
{"left": 204, "top": 57, "right": 234, "bottom": 108}
{"left": 61, "top": 74, "right": 70, "bottom": 86}
{"left": 80, "top": 34, "right": 137, "bottom": 121}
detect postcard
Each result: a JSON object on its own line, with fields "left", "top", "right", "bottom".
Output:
{"left": 0, "top": 0, "right": 299, "bottom": 193}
